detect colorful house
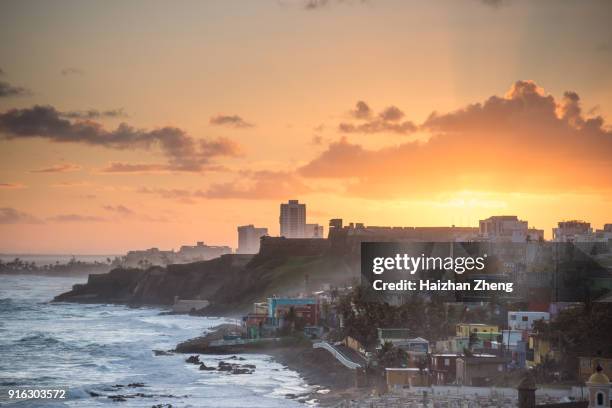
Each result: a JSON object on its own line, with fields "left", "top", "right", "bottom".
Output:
{"left": 456, "top": 323, "right": 499, "bottom": 337}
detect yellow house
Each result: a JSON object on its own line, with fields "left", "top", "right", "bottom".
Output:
{"left": 456, "top": 323, "right": 499, "bottom": 337}
{"left": 527, "top": 333, "right": 557, "bottom": 368}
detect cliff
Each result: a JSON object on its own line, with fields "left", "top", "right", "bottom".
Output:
{"left": 54, "top": 237, "right": 358, "bottom": 314}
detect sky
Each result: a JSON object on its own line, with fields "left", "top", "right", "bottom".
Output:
{"left": 1, "top": 0, "right": 611, "bottom": 254}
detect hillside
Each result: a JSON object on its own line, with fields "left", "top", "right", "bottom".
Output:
{"left": 54, "top": 237, "right": 359, "bottom": 314}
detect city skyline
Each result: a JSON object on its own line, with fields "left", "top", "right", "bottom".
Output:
{"left": 1, "top": 0, "right": 612, "bottom": 253}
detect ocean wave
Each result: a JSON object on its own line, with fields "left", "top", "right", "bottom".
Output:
{"left": 16, "top": 332, "right": 63, "bottom": 347}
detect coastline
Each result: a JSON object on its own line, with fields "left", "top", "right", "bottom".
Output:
{"left": 174, "top": 325, "right": 368, "bottom": 406}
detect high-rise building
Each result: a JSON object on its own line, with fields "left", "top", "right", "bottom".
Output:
{"left": 237, "top": 225, "right": 268, "bottom": 254}
{"left": 279, "top": 200, "right": 306, "bottom": 238}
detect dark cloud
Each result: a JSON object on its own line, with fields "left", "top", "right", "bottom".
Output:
{"left": 379, "top": 106, "right": 405, "bottom": 121}
{"left": 61, "top": 108, "right": 128, "bottom": 120}
{"left": 209, "top": 114, "right": 254, "bottom": 128}
{"left": 0, "top": 105, "right": 241, "bottom": 172}
{"left": 0, "top": 81, "right": 31, "bottom": 98}
{"left": 340, "top": 101, "right": 416, "bottom": 135}
{"left": 350, "top": 100, "right": 372, "bottom": 119}
{"left": 61, "top": 67, "right": 84, "bottom": 76}
{"left": 301, "top": 80, "right": 612, "bottom": 197}
{"left": 47, "top": 214, "right": 106, "bottom": 223}
{"left": 30, "top": 163, "right": 81, "bottom": 173}
{"left": 0, "top": 208, "right": 43, "bottom": 224}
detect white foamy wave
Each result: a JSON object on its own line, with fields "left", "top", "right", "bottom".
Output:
{"left": 0, "top": 275, "right": 313, "bottom": 407}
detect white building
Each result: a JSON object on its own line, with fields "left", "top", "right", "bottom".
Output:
{"left": 305, "top": 223, "right": 324, "bottom": 238}
{"left": 479, "top": 216, "right": 540, "bottom": 243}
{"left": 508, "top": 311, "right": 550, "bottom": 331}
{"left": 280, "top": 200, "right": 306, "bottom": 238}
{"left": 237, "top": 225, "right": 268, "bottom": 254}
{"left": 553, "top": 220, "right": 592, "bottom": 242}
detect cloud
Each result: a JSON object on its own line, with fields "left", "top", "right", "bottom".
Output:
{"left": 102, "top": 204, "right": 134, "bottom": 216}
{"left": 338, "top": 120, "right": 417, "bottom": 135}
{"left": 102, "top": 204, "right": 169, "bottom": 222}
{"left": 61, "top": 108, "right": 128, "bottom": 120}
{"left": 0, "top": 105, "right": 241, "bottom": 172}
{"left": 50, "top": 181, "right": 90, "bottom": 188}
{"left": 137, "top": 187, "right": 200, "bottom": 204}
{"left": 481, "top": 0, "right": 506, "bottom": 7}
{"left": 138, "top": 170, "right": 313, "bottom": 201}
{"left": 100, "top": 163, "right": 171, "bottom": 173}
{"left": 30, "top": 163, "right": 81, "bottom": 173}
{"left": 209, "top": 114, "right": 254, "bottom": 128}
{"left": 61, "top": 67, "right": 84, "bottom": 76}
{"left": 47, "top": 214, "right": 106, "bottom": 223}
{"left": 339, "top": 101, "right": 417, "bottom": 135}
{"left": 202, "top": 170, "right": 313, "bottom": 200}
{"left": 0, "top": 182, "right": 26, "bottom": 189}
{"left": 300, "top": 80, "right": 612, "bottom": 198}
{"left": 0, "top": 81, "right": 31, "bottom": 98}
{"left": 350, "top": 100, "right": 372, "bottom": 119}
{"left": 379, "top": 106, "right": 405, "bottom": 121}
{"left": 303, "top": 0, "right": 366, "bottom": 10}
{"left": 0, "top": 208, "right": 42, "bottom": 224}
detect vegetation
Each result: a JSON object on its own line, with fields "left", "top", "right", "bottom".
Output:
{"left": 533, "top": 303, "right": 612, "bottom": 380}
{"left": 0, "top": 256, "right": 118, "bottom": 276}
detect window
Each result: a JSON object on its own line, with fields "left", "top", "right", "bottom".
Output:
{"left": 510, "top": 315, "right": 516, "bottom": 320}
{"left": 444, "top": 359, "right": 450, "bottom": 367}
{"left": 597, "top": 392, "right": 604, "bottom": 406}
{"left": 522, "top": 316, "right": 529, "bottom": 322}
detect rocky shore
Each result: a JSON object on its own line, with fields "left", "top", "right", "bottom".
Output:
{"left": 172, "top": 325, "right": 368, "bottom": 406}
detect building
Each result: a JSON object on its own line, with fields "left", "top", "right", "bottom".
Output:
{"left": 579, "top": 357, "right": 612, "bottom": 383}
{"left": 267, "top": 297, "right": 318, "bottom": 326}
{"left": 456, "top": 355, "right": 508, "bottom": 386}
{"left": 456, "top": 323, "right": 499, "bottom": 337}
{"left": 305, "top": 223, "right": 324, "bottom": 238}
{"left": 479, "top": 216, "right": 532, "bottom": 242}
{"left": 176, "top": 242, "right": 231, "bottom": 262}
{"left": 386, "top": 368, "right": 429, "bottom": 389}
{"left": 508, "top": 311, "right": 550, "bottom": 331}
{"left": 527, "top": 333, "right": 557, "bottom": 368}
{"left": 431, "top": 354, "right": 460, "bottom": 384}
{"left": 553, "top": 220, "right": 592, "bottom": 242}
{"left": 586, "top": 364, "right": 610, "bottom": 408}
{"left": 237, "top": 225, "right": 268, "bottom": 254}
{"left": 124, "top": 242, "right": 231, "bottom": 267}
{"left": 280, "top": 200, "right": 306, "bottom": 238}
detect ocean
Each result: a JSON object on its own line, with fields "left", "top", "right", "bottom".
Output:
{"left": 0, "top": 275, "right": 312, "bottom": 407}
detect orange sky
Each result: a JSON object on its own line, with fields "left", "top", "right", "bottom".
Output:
{"left": 1, "top": 0, "right": 611, "bottom": 254}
